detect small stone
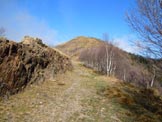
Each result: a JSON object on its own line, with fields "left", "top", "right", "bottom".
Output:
{"left": 39, "top": 101, "right": 43, "bottom": 105}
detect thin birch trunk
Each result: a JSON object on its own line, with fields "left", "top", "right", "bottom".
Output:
{"left": 150, "top": 68, "right": 156, "bottom": 87}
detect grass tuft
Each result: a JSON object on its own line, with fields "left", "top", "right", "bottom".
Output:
{"left": 100, "top": 82, "right": 162, "bottom": 122}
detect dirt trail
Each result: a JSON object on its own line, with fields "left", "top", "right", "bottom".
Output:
{"left": 29, "top": 63, "right": 92, "bottom": 122}
{"left": 0, "top": 62, "right": 114, "bottom": 122}
{"left": 0, "top": 61, "right": 121, "bottom": 122}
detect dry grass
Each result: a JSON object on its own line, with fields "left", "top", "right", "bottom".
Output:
{"left": 102, "top": 82, "right": 162, "bottom": 122}
{"left": 0, "top": 70, "right": 74, "bottom": 122}
{"left": 55, "top": 36, "right": 102, "bottom": 59}
{"left": 52, "top": 47, "right": 70, "bottom": 58}
{"left": 0, "top": 60, "right": 161, "bottom": 122}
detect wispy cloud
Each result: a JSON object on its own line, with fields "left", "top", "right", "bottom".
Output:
{"left": 0, "top": 1, "right": 57, "bottom": 45}
{"left": 113, "top": 34, "right": 140, "bottom": 54}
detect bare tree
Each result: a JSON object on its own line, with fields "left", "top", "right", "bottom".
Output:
{"left": 103, "top": 34, "right": 116, "bottom": 76}
{"left": 150, "top": 68, "right": 156, "bottom": 87}
{"left": 79, "top": 40, "right": 154, "bottom": 87}
{"left": 126, "top": 0, "right": 162, "bottom": 58}
{"left": 0, "top": 27, "right": 5, "bottom": 37}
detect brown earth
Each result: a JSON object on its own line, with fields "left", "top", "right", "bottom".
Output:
{"left": 0, "top": 36, "right": 72, "bottom": 97}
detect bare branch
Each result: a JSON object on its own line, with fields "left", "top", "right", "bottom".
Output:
{"left": 126, "top": 0, "right": 162, "bottom": 58}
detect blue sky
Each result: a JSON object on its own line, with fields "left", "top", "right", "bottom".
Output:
{"left": 0, "top": 0, "right": 138, "bottom": 52}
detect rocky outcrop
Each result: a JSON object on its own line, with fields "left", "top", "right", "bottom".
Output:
{"left": 0, "top": 36, "right": 72, "bottom": 97}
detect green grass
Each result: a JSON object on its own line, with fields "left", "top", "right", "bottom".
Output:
{"left": 95, "top": 80, "right": 108, "bottom": 94}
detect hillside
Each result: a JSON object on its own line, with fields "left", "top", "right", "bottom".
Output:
{"left": 0, "top": 61, "right": 161, "bottom": 122}
{"left": 0, "top": 36, "right": 72, "bottom": 97}
{"left": 56, "top": 36, "right": 162, "bottom": 91}
{"left": 56, "top": 36, "right": 102, "bottom": 59}
{"left": 0, "top": 36, "right": 162, "bottom": 122}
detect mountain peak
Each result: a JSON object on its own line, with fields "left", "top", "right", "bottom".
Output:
{"left": 56, "top": 36, "right": 102, "bottom": 59}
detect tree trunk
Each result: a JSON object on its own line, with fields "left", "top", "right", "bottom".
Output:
{"left": 150, "top": 69, "right": 156, "bottom": 87}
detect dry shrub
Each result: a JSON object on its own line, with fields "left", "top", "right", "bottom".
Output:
{"left": 119, "top": 96, "right": 134, "bottom": 105}
{"left": 101, "top": 82, "right": 162, "bottom": 121}
{"left": 133, "top": 88, "right": 162, "bottom": 115}
{"left": 136, "top": 114, "right": 155, "bottom": 122}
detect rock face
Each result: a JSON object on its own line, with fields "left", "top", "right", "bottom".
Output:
{"left": 0, "top": 36, "right": 72, "bottom": 97}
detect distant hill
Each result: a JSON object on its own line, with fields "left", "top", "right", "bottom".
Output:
{"left": 0, "top": 36, "right": 72, "bottom": 97}
{"left": 56, "top": 36, "right": 162, "bottom": 91}
{"left": 56, "top": 36, "right": 102, "bottom": 59}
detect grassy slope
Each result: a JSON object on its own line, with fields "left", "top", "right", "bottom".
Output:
{"left": 0, "top": 61, "right": 161, "bottom": 122}
{"left": 57, "top": 36, "right": 162, "bottom": 88}
{"left": 56, "top": 36, "right": 102, "bottom": 59}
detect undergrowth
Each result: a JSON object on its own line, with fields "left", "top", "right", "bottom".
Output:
{"left": 101, "top": 82, "right": 162, "bottom": 122}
